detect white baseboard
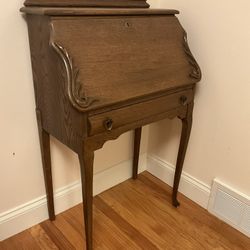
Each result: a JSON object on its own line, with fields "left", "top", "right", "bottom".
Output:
{"left": 0, "top": 153, "right": 147, "bottom": 241}
{"left": 2, "top": 152, "right": 248, "bottom": 241}
{"left": 147, "top": 155, "right": 250, "bottom": 238}
{"left": 147, "top": 154, "right": 211, "bottom": 209}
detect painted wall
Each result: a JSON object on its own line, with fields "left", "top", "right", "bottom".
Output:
{"left": 0, "top": 1, "right": 148, "bottom": 214}
{"left": 148, "top": 0, "right": 250, "bottom": 195}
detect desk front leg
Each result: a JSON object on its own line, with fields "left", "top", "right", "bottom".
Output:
{"left": 78, "top": 144, "right": 94, "bottom": 250}
{"left": 172, "top": 102, "right": 194, "bottom": 207}
{"left": 132, "top": 127, "right": 142, "bottom": 179}
{"left": 36, "top": 109, "right": 55, "bottom": 221}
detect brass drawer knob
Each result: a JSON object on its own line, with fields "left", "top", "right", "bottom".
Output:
{"left": 180, "top": 95, "right": 188, "bottom": 106}
{"left": 104, "top": 118, "right": 113, "bottom": 131}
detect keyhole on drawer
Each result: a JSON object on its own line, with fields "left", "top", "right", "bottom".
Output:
{"left": 180, "top": 95, "right": 188, "bottom": 106}
{"left": 104, "top": 118, "right": 113, "bottom": 131}
{"left": 125, "top": 22, "right": 130, "bottom": 28}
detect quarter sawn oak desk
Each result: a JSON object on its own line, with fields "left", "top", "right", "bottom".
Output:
{"left": 21, "top": 0, "right": 201, "bottom": 248}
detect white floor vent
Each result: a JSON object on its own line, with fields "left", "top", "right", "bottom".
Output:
{"left": 208, "top": 179, "right": 250, "bottom": 237}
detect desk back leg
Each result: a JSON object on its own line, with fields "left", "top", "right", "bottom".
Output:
{"left": 36, "top": 109, "right": 55, "bottom": 221}
{"left": 133, "top": 127, "right": 142, "bottom": 179}
{"left": 78, "top": 144, "right": 94, "bottom": 250}
{"left": 172, "top": 102, "right": 194, "bottom": 207}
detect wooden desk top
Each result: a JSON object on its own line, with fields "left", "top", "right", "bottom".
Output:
{"left": 20, "top": 7, "right": 179, "bottom": 16}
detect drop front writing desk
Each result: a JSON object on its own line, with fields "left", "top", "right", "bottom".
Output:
{"left": 21, "top": 0, "right": 201, "bottom": 249}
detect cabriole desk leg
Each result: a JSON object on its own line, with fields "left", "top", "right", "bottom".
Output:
{"left": 36, "top": 109, "right": 55, "bottom": 221}
{"left": 172, "top": 102, "right": 194, "bottom": 207}
{"left": 78, "top": 144, "right": 94, "bottom": 250}
{"left": 132, "top": 127, "right": 142, "bottom": 179}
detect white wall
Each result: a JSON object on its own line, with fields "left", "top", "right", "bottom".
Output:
{"left": 0, "top": 1, "right": 148, "bottom": 214}
{"left": 148, "top": 0, "right": 250, "bottom": 195}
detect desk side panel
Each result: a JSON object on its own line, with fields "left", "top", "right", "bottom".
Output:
{"left": 27, "top": 15, "right": 87, "bottom": 152}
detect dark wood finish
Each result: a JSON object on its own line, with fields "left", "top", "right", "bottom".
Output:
{"left": 36, "top": 108, "right": 55, "bottom": 220}
{"left": 133, "top": 127, "right": 142, "bottom": 179}
{"left": 20, "top": 7, "right": 179, "bottom": 16}
{"left": 2, "top": 172, "right": 250, "bottom": 249}
{"left": 21, "top": 2, "right": 201, "bottom": 249}
{"left": 88, "top": 89, "right": 194, "bottom": 135}
{"left": 173, "top": 102, "right": 194, "bottom": 207}
{"left": 24, "top": 0, "right": 150, "bottom": 8}
{"left": 78, "top": 143, "right": 94, "bottom": 250}
{"left": 46, "top": 16, "right": 192, "bottom": 111}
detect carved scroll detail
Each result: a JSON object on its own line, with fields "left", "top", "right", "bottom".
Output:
{"left": 49, "top": 24, "right": 97, "bottom": 111}
{"left": 183, "top": 31, "right": 202, "bottom": 81}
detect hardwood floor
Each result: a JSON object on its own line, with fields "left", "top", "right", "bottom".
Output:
{"left": 1, "top": 172, "right": 249, "bottom": 249}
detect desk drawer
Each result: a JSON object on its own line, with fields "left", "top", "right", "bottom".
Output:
{"left": 88, "top": 89, "right": 193, "bottom": 135}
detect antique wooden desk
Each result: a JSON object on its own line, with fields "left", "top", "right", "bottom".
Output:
{"left": 21, "top": 0, "right": 201, "bottom": 248}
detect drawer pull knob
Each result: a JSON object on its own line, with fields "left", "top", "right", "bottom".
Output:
{"left": 104, "top": 118, "right": 113, "bottom": 131}
{"left": 180, "top": 95, "right": 188, "bottom": 106}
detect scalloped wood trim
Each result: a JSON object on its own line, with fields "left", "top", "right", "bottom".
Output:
{"left": 183, "top": 31, "right": 202, "bottom": 81}
{"left": 49, "top": 23, "right": 98, "bottom": 111}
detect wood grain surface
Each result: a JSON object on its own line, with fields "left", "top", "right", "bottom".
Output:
{"left": 1, "top": 172, "right": 249, "bottom": 249}
{"left": 51, "top": 16, "right": 193, "bottom": 110}
{"left": 20, "top": 7, "right": 178, "bottom": 16}
{"left": 88, "top": 89, "right": 193, "bottom": 135}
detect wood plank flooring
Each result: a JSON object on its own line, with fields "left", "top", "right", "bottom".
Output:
{"left": 1, "top": 172, "right": 249, "bottom": 249}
